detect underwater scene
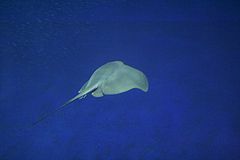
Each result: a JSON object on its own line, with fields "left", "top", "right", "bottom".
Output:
{"left": 0, "top": 0, "right": 240, "bottom": 160}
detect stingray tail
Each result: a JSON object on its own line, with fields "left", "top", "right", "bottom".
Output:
{"left": 32, "top": 94, "right": 85, "bottom": 126}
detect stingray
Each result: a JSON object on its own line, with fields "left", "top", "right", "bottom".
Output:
{"left": 33, "top": 61, "right": 148, "bottom": 125}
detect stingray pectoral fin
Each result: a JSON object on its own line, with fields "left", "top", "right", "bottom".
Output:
{"left": 101, "top": 65, "right": 148, "bottom": 95}
{"left": 78, "top": 81, "right": 88, "bottom": 93}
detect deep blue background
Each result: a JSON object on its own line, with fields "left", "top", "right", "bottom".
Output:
{"left": 1, "top": 0, "right": 240, "bottom": 159}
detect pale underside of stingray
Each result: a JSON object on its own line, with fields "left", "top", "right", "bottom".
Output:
{"left": 33, "top": 61, "right": 148, "bottom": 125}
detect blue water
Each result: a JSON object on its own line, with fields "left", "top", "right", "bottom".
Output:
{"left": 1, "top": 0, "right": 240, "bottom": 159}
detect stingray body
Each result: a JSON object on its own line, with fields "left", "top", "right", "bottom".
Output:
{"left": 70, "top": 61, "right": 148, "bottom": 101}
{"left": 33, "top": 61, "right": 148, "bottom": 125}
